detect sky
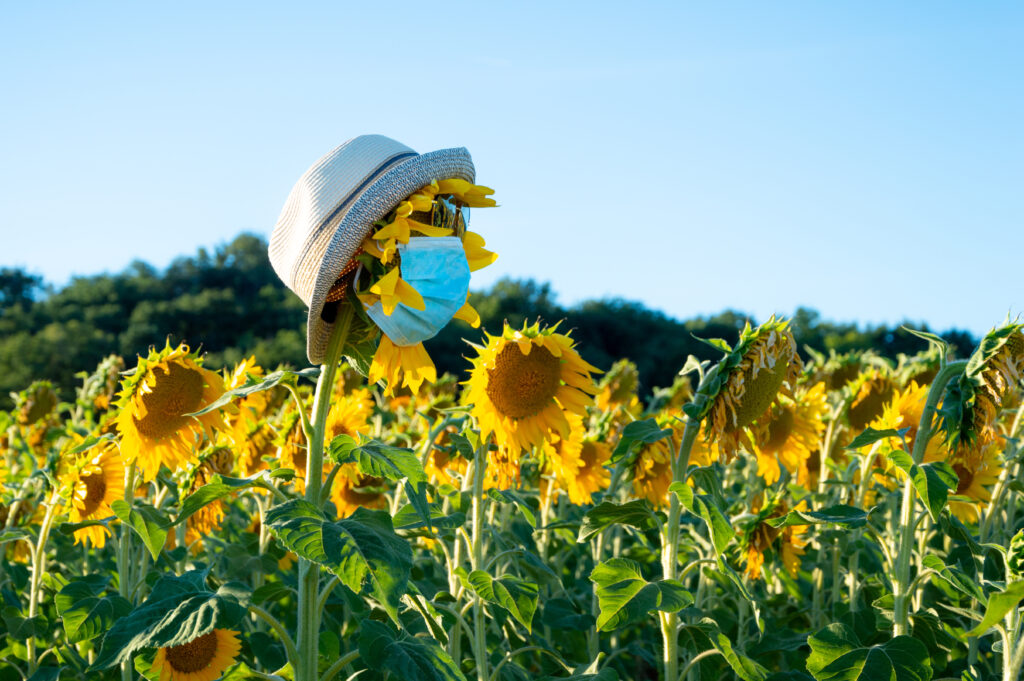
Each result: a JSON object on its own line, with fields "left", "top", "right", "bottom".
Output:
{"left": 2, "top": 2, "right": 1021, "bottom": 336}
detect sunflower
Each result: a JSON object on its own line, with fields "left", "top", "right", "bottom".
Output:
{"left": 116, "top": 343, "right": 231, "bottom": 482}
{"left": 752, "top": 382, "right": 827, "bottom": 485}
{"left": 223, "top": 357, "right": 278, "bottom": 476}
{"left": 425, "top": 427, "right": 469, "bottom": 488}
{"left": 542, "top": 413, "right": 612, "bottom": 505}
{"left": 466, "top": 322, "right": 601, "bottom": 459}
{"left": 701, "top": 318, "right": 801, "bottom": 462}
{"left": 946, "top": 442, "right": 1001, "bottom": 524}
{"left": 632, "top": 437, "right": 673, "bottom": 508}
{"left": 151, "top": 628, "right": 241, "bottom": 681}
{"left": 846, "top": 368, "right": 895, "bottom": 432}
{"left": 276, "top": 405, "right": 310, "bottom": 493}
{"left": 184, "top": 448, "right": 236, "bottom": 549}
{"left": 78, "top": 354, "right": 127, "bottom": 414}
{"left": 325, "top": 388, "right": 373, "bottom": 442}
{"left": 330, "top": 464, "right": 389, "bottom": 518}
{"left": 741, "top": 498, "right": 808, "bottom": 580}
{"left": 65, "top": 440, "right": 124, "bottom": 548}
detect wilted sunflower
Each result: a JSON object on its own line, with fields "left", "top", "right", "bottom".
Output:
{"left": 941, "top": 324, "right": 1024, "bottom": 461}
{"left": 330, "top": 464, "right": 388, "bottom": 518}
{"left": 465, "top": 321, "right": 601, "bottom": 460}
{"left": 78, "top": 354, "right": 126, "bottom": 413}
{"left": 595, "top": 359, "right": 642, "bottom": 412}
{"left": 945, "top": 443, "right": 1000, "bottom": 524}
{"left": 700, "top": 318, "right": 801, "bottom": 462}
{"left": 150, "top": 628, "right": 241, "bottom": 681}
{"left": 116, "top": 343, "right": 231, "bottom": 482}
{"left": 752, "top": 382, "right": 827, "bottom": 485}
{"left": 425, "top": 427, "right": 469, "bottom": 488}
{"left": 65, "top": 440, "right": 124, "bottom": 548}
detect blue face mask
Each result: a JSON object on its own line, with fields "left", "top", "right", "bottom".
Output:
{"left": 365, "top": 236, "right": 471, "bottom": 347}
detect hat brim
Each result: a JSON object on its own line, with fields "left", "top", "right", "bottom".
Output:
{"left": 305, "top": 147, "right": 475, "bottom": 365}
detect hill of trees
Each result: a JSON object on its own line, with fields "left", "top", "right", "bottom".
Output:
{"left": 0, "top": 233, "right": 976, "bottom": 409}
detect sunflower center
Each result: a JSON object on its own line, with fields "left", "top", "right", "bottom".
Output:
{"left": 848, "top": 383, "right": 894, "bottom": 431}
{"left": 485, "top": 344, "right": 562, "bottom": 420}
{"left": 764, "top": 407, "right": 795, "bottom": 451}
{"left": 953, "top": 464, "right": 974, "bottom": 495}
{"left": 133, "top": 362, "right": 205, "bottom": 439}
{"left": 79, "top": 472, "right": 108, "bottom": 517}
{"left": 165, "top": 631, "right": 218, "bottom": 673}
{"left": 732, "top": 358, "right": 790, "bottom": 430}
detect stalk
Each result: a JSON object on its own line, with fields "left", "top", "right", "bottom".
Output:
{"left": 892, "top": 360, "right": 966, "bottom": 637}
{"left": 117, "top": 462, "right": 137, "bottom": 681}
{"left": 660, "top": 389, "right": 708, "bottom": 681}
{"left": 470, "top": 443, "right": 489, "bottom": 681}
{"left": 296, "top": 307, "right": 352, "bottom": 681}
{"left": 27, "top": 494, "right": 58, "bottom": 675}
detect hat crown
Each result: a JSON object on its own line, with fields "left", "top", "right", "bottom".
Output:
{"left": 268, "top": 135, "right": 417, "bottom": 295}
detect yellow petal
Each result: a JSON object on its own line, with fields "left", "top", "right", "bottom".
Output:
{"left": 396, "top": 201, "right": 413, "bottom": 218}
{"left": 454, "top": 300, "right": 481, "bottom": 328}
{"left": 408, "top": 219, "right": 453, "bottom": 238}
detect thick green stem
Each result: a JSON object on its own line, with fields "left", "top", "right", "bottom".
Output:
{"left": 471, "top": 445, "right": 489, "bottom": 681}
{"left": 660, "top": 391, "right": 707, "bottom": 681}
{"left": 892, "top": 360, "right": 966, "bottom": 637}
{"left": 27, "top": 495, "right": 58, "bottom": 674}
{"left": 296, "top": 307, "right": 352, "bottom": 681}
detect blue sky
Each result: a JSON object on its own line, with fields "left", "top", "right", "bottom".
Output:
{"left": 2, "top": 2, "right": 1021, "bottom": 336}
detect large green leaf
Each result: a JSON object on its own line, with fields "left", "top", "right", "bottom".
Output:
{"left": 805, "top": 623, "right": 930, "bottom": 681}
{"left": 577, "top": 500, "right": 658, "bottom": 543}
{"left": 359, "top": 620, "right": 465, "bottom": 681}
{"left": 966, "top": 580, "right": 1024, "bottom": 637}
{"left": 111, "top": 500, "right": 168, "bottom": 561}
{"left": 766, "top": 505, "right": 869, "bottom": 530}
{"left": 590, "top": 558, "right": 693, "bottom": 631}
{"left": 886, "top": 451, "right": 958, "bottom": 521}
{"left": 330, "top": 434, "right": 431, "bottom": 529}
{"left": 486, "top": 488, "right": 538, "bottom": 529}
{"left": 611, "top": 418, "right": 673, "bottom": 463}
{"left": 846, "top": 427, "right": 909, "bottom": 450}
{"left": 54, "top": 578, "right": 131, "bottom": 643}
{"left": 467, "top": 570, "right": 539, "bottom": 633}
{"left": 265, "top": 499, "right": 412, "bottom": 621}
{"left": 702, "top": 618, "right": 768, "bottom": 681}
{"left": 680, "top": 492, "right": 734, "bottom": 555}
{"left": 0, "top": 528, "right": 30, "bottom": 546}
{"left": 920, "top": 555, "right": 984, "bottom": 601}
{"left": 92, "top": 580, "right": 248, "bottom": 670}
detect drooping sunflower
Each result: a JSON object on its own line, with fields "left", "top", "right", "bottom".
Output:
{"left": 741, "top": 498, "right": 808, "bottom": 580}
{"left": 78, "top": 354, "right": 127, "bottom": 414}
{"left": 424, "top": 426, "right": 469, "bottom": 488}
{"left": 946, "top": 442, "right": 1000, "bottom": 524}
{"left": 752, "top": 382, "right": 828, "bottom": 485}
{"left": 276, "top": 404, "right": 311, "bottom": 492}
{"left": 222, "top": 357, "right": 279, "bottom": 477}
{"left": 150, "top": 628, "right": 241, "bottom": 681}
{"left": 359, "top": 180, "right": 496, "bottom": 396}
{"left": 116, "top": 343, "right": 231, "bottom": 482}
{"left": 65, "top": 440, "right": 124, "bottom": 548}
{"left": 846, "top": 367, "right": 895, "bottom": 432}
{"left": 184, "top": 448, "right": 236, "bottom": 549}
{"left": 465, "top": 321, "right": 601, "bottom": 461}
{"left": 632, "top": 437, "right": 674, "bottom": 508}
{"left": 700, "top": 318, "right": 801, "bottom": 462}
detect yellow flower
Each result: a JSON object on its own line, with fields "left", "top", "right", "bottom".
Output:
{"left": 368, "top": 336, "right": 437, "bottom": 396}
{"left": 326, "top": 388, "right": 374, "bottom": 443}
{"left": 543, "top": 413, "right": 612, "bottom": 505}
{"left": 330, "top": 464, "right": 389, "bottom": 518}
{"left": 363, "top": 267, "right": 425, "bottom": 316}
{"left": 277, "top": 405, "right": 311, "bottom": 493}
{"left": 224, "top": 357, "right": 277, "bottom": 476}
{"left": 184, "top": 449, "right": 236, "bottom": 550}
{"left": 66, "top": 441, "right": 124, "bottom": 548}
{"left": 847, "top": 368, "right": 895, "bottom": 432}
{"left": 752, "top": 382, "right": 828, "bottom": 485}
{"left": 947, "top": 442, "right": 1000, "bottom": 524}
{"left": 115, "top": 343, "right": 230, "bottom": 482}
{"left": 704, "top": 318, "right": 801, "bottom": 462}
{"left": 632, "top": 438, "right": 674, "bottom": 508}
{"left": 151, "top": 628, "right": 241, "bottom": 681}
{"left": 465, "top": 322, "right": 601, "bottom": 455}
{"left": 742, "top": 499, "right": 807, "bottom": 580}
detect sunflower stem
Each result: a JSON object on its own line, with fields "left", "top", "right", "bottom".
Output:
{"left": 27, "top": 492, "right": 58, "bottom": 675}
{"left": 892, "top": 360, "right": 966, "bottom": 637}
{"left": 296, "top": 305, "right": 353, "bottom": 681}
{"left": 470, "top": 442, "right": 490, "bottom": 681}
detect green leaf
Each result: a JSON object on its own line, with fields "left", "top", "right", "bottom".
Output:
{"left": 468, "top": 570, "right": 539, "bottom": 632}
{"left": 174, "top": 473, "right": 264, "bottom": 526}
{"left": 359, "top": 620, "right": 466, "bottom": 681}
{"left": 91, "top": 582, "right": 248, "bottom": 670}
{"left": 846, "top": 427, "right": 909, "bottom": 450}
{"left": 393, "top": 503, "right": 466, "bottom": 533}
{"left": 806, "top": 623, "right": 931, "bottom": 681}
{"left": 67, "top": 433, "right": 116, "bottom": 455}
{"left": 692, "top": 334, "right": 733, "bottom": 354}
{"left": 541, "top": 598, "right": 596, "bottom": 631}
{"left": 577, "top": 500, "right": 658, "bottom": 543}
{"left": 766, "top": 505, "right": 869, "bottom": 529}
{"left": 486, "top": 488, "right": 537, "bottom": 529}
{"left": 251, "top": 583, "right": 295, "bottom": 605}
{"left": 2, "top": 605, "right": 48, "bottom": 640}
{"left": 680, "top": 493, "right": 734, "bottom": 555}
{"left": 901, "top": 327, "right": 949, "bottom": 357}
{"left": 187, "top": 367, "right": 320, "bottom": 416}
{"left": 538, "top": 669, "right": 619, "bottom": 681}
{"left": 886, "top": 452, "right": 958, "bottom": 521}
{"left": 111, "top": 500, "right": 167, "bottom": 561}
{"left": 669, "top": 481, "right": 693, "bottom": 507}
{"left": 611, "top": 418, "right": 673, "bottom": 462}
{"left": 265, "top": 499, "right": 412, "bottom": 622}
{"left": 54, "top": 579, "right": 131, "bottom": 643}
{"left": 590, "top": 558, "right": 693, "bottom": 631}
{"left": 967, "top": 580, "right": 1024, "bottom": 637}
{"left": 26, "top": 668, "right": 64, "bottom": 681}
{"left": 921, "top": 555, "right": 984, "bottom": 601}
{"left": 0, "top": 528, "right": 30, "bottom": 546}
{"left": 700, "top": 618, "right": 768, "bottom": 681}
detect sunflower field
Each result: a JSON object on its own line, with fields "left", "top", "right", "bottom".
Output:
{"left": 2, "top": 313, "right": 1023, "bottom": 681}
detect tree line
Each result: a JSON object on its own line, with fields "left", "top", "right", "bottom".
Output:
{"left": 0, "top": 233, "right": 975, "bottom": 409}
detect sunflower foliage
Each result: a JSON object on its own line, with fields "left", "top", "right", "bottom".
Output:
{"left": 1, "top": 321, "right": 1023, "bottom": 681}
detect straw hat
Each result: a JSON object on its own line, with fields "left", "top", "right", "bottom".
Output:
{"left": 269, "top": 135, "right": 475, "bottom": 364}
